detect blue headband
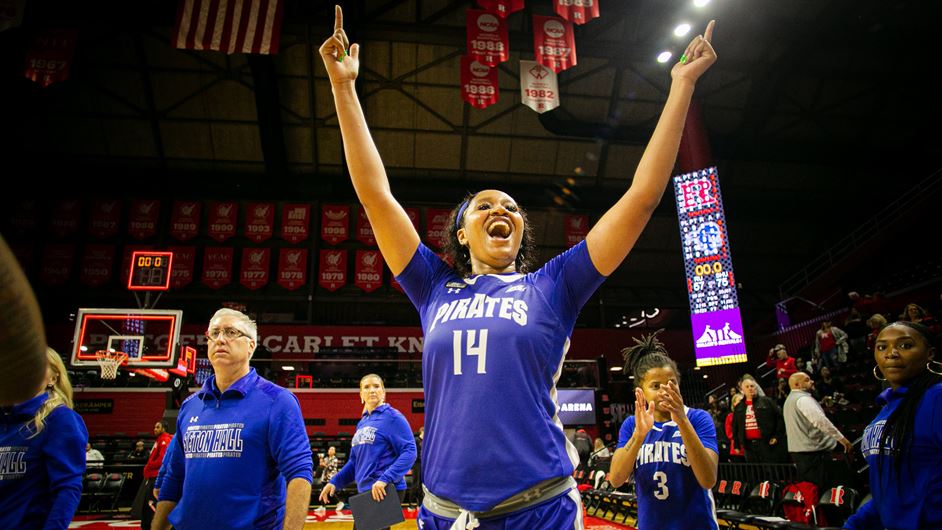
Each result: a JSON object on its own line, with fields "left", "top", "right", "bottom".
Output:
{"left": 455, "top": 199, "right": 471, "bottom": 230}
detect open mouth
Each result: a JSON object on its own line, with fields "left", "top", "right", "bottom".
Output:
{"left": 485, "top": 218, "right": 513, "bottom": 240}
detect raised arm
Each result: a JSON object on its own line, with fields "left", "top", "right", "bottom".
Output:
{"left": 585, "top": 21, "right": 717, "bottom": 276}
{"left": 318, "top": 5, "right": 420, "bottom": 275}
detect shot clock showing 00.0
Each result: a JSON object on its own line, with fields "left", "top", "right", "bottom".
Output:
{"left": 127, "top": 251, "right": 173, "bottom": 291}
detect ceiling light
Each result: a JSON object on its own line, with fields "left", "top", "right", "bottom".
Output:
{"left": 674, "top": 23, "right": 691, "bottom": 37}
{"left": 657, "top": 51, "right": 672, "bottom": 63}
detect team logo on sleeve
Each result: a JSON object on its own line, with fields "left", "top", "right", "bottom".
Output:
{"left": 0, "top": 446, "right": 28, "bottom": 479}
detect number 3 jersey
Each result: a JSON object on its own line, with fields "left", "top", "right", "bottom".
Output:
{"left": 617, "top": 407, "right": 719, "bottom": 530}
{"left": 396, "top": 241, "right": 605, "bottom": 511}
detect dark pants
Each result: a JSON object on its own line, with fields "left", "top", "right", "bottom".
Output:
{"left": 745, "top": 439, "right": 788, "bottom": 464}
{"left": 791, "top": 450, "right": 833, "bottom": 491}
{"left": 132, "top": 477, "right": 157, "bottom": 530}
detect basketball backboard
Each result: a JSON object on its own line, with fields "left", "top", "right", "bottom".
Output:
{"left": 71, "top": 308, "right": 183, "bottom": 368}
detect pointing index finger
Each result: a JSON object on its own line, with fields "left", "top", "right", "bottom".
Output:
{"left": 334, "top": 5, "right": 343, "bottom": 34}
{"left": 703, "top": 20, "right": 715, "bottom": 44}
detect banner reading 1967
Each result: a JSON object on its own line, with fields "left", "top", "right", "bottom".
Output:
{"left": 673, "top": 167, "right": 747, "bottom": 367}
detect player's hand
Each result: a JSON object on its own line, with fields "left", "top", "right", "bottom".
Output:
{"left": 318, "top": 483, "right": 337, "bottom": 504}
{"left": 634, "top": 388, "right": 655, "bottom": 438}
{"left": 769, "top": 437, "right": 778, "bottom": 446}
{"left": 371, "top": 480, "right": 388, "bottom": 501}
{"left": 671, "top": 20, "right": 717, "bottom": 84}
{"left": 838, "top": 437, "right": 853, "bottom": 454}
{"left": 659, "top": 381, "right": 686, "bottom": 423}
{"left": 318, "top": 5, "right": 359, "bottom": 86}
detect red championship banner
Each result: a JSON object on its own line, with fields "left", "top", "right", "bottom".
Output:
{"left": 460, "top": 56, "right": 499, "bottom": 110}
{"left": 533, "top": 15, "right": 577, "bottom": 73}
{"left": 520, "top": 60, "right": 560, "bottom": 113}
{"left": 565, "top": 214, "right": 589, "bottom": 247}
{"left": 425, "top": 208, "right": 451, "bottom": 248}
{"left": 555, "top": 0, "right": 600, "bottom": 25}
{"left": 277, "top": 248, "right": 308, "bottom": 290}
{"left": 170, "top": 200, "right": 201, "bottom": 241}
{"left": 80, "top": 244, "right": 114, "bottom": 287}
{"left": 281, "top": 203, "right": 311, "bottom": 243}
{"left": 10, "top": 200, "right": 38, "bottom": 236}
{"left": 87, "top": 199, "right": 121, "bottom": 239}
{"left": 240, "top": 247, "right": 270, "bottom": 290}
{"left": 245, "top": 202, "right": 274, "bottom": 243}
{"left": 356, "top": 208, "right": 376, "bottom": 246}
{"left": 354, "top": 250, "right": 383, "bottom": 292}
{"left": 128, "top": 199, "right": 160, "bottom": 240}
{"left": 169, "top": 246, "right": 196, "bottom": 288}
{"left": 40, "top": 243, "right": 75, "bottom": 286}
{"left": 0, "top": 0, "right": 26, "bottom": 33}
{"left": 23, "top": 28, "right": 77, "bottom": 88}
{"left": 320, "top": 204, "right": 349, "bottom": 245}
{"left": 467, "top": 9, "right": 508, "bottom": 67}
{"left": 476, "top": 0, "right": 524, "bottom": 18}
{"left": 202, "top": 247, "right": 233, "bottom": 289}
{"left": 404, "top": 207, "right": 420, "bottom": 232}
{"left": 318, "top": 249, "right": 347, "bottom": 292}
{"left": 207, "top": 201, "right": 237, "bottom": 242}
{"left": 49, "top": 199, "right": 81, "bottom": 238}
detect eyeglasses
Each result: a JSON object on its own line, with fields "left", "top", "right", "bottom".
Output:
{"left": 205, "top": 327, "right": 250, "bottom": 341}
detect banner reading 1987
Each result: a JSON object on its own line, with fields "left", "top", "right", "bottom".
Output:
{"left": 673, "top": 167, "right": 747, "bottom": 367}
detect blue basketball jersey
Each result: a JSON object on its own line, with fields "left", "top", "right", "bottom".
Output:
{"left": 396, "top": 241, "right": 605, "bottom": 512}
{"left": 617, "top": 407, "right": 719, "bottom": 530}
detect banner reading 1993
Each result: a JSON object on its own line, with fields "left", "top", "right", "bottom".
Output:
{"left": 673, "top": 167, "right": 747, "bottom": 367}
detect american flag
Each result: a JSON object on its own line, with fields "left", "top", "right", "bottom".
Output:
{"left": 173, "top": 0, "right": 284, "bottom": 55}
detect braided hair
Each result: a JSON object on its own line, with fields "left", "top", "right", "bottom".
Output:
{"left": 621, "top": 329, "right": 679, "bottom": 388}
{"left": 877, "top": 321, "right": 940, "bottom": 475}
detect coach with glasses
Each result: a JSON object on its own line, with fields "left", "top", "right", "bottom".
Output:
{"left": 153, "top": 308, "right": 313, "bottom": 530}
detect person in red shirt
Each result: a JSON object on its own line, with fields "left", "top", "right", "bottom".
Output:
{"left": 133, "top": 421, "right": 172, "bottom": 530}
{"left": 725, "top": 393, "right": 745, "bottom": 462}
{"left": 767, "top": 344, "right": 798, "bottom": 382}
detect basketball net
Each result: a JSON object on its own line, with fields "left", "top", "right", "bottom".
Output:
{"left": 95, "top": 351, "right": 129, "bottom": 380}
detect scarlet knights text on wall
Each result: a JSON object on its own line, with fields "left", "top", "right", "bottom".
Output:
{"left": 280, "top": 203, "right": 311, "bottom": 243}
{"left": 128, "top": 200, "right": 160, "bottom": 240}
{"left": 354, "top": 250, "right": 383, "bottom": 292}
{"left": 240, "top": 248, "right": 270, "bottom": 290}
{"left": 244, "top": 202, "right": 274, "bottom": 243}
{"left": 170, "top": 201, "right": 201, "bottom": 241}
{"left": 476, "top": 0, "right": 523, "bottom": 18}
{"left": 23, "top": 28, "right": 77, "bottom": 88}
{"left": 554, "top": 0, "right": 600, "bottom": 25}
{"left": 321, "top": 204, "right": 349, "bottom": 245}
{"left": 277, "top": 248, "right": 307, "bottom": 290}
{"left": 202, "top": 247, "right": 233, "bottom": 289}
{"left": 460, "top": 56, "right": 499, "bottom": 109}
{"left": 318, "top": 250, "right": 347, "bottom": 291}
{"left": 520, "top": 60, "right": 560, "bottom": 113}
{"left": 532, "top": 15, "right": 577, "bottom": 73}
{"left": 466, "top": 9, "right": 509, "bottom": 67}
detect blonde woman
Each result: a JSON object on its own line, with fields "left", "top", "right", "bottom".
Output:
{"left": 0, "top": 348, "right": 89, "bottom": 529}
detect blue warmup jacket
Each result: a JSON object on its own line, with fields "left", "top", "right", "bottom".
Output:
{"left": 0, "top": 393, "right": 88, "bottom": 530}
{"left": 158, "top": 369, "right": 313, "bottom": 530}
{"left": 330, "top": 403, "right": 416, "bottom": 493}
{"left": 845, "top": 381, "right": 942, "bottom": 530}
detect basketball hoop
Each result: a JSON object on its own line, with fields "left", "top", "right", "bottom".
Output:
{"left": 95, "top": 351, "right": 129, "bottom": 380}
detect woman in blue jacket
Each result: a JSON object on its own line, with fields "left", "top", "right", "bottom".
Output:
{"left": 844, "top": 321, "right": 941, "bottom": 530}
{"left": 318, "top": 374, "right": 417, "bottom": 511}
{"left": 0, "top": 348, "right": 88, "bottom": 529}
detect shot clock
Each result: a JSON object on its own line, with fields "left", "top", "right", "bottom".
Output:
{"left": 127, "top": 251, "right": 173, "bottom": 291}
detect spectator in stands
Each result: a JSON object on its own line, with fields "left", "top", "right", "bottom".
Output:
{"left": 725, "top": 393, "right": 745, "bottom": 463}
{"left": 844, "top": 308, "right": 868, "bottom": 354}
{"left": 85, "top": 442, "right": 104, "bottom": 468}
{"left": 866, "top": 313, "right": 888, "bottom": 353}
{"left": 901, "top": 303, "right": 941, "bottom": 335}
{"left": 815, "top": 366, "right": 844, "bottom": 398}
{"left": 320, "top": 446, "right": 341, "bottom": 483}
{"left": 795, "top": 357, "right": 811, "bottom": 375}
{"left": 573, "top": 428, "right": 593, "bottom": 469}
{"left": 610, "top": 330, "right": 718, "bottom": 529}
{"left": 318, "top": 374, "right": 416, "bottom": 512}
{"left": 134, "top": 421, "right": 172, "bottom": 530}
{"left": 783, "top": 372, "right": 853, "bottom": 491}
{"left": 153, "top": 308, "right": 313, "bottom": 530}
{"left": 845, "top": 321, "right": 942, "bottom": 530}
{"left": 128, "top": 440, "right": 148, "bottom": 461}
{"left": 814, "top": 321, "right": 849, "bottom": 370}
{"left": 0, "top": 348, "right": 88, "bottom": 530}
{"left": 733, "top": 376, "right": 788, "bottom": 463}
{"left": 592, "top": 437, "right": 611, "bottom": 460}
{"left": 774, "top": 378, "right": 789, "bottom": 406}
{"left": 768, "top": 344, "right": 798, "bottom": 382}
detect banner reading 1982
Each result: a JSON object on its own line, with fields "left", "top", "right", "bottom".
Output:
{"left": 673, "top": 167, "right": 747, "bottom": 367}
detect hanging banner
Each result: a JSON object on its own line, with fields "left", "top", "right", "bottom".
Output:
{"left": 520, "top": 60, "right": 560, "bottom": 113}
{"left": 554, "top": 0, "right": 600, "bottom": 25}
{"left": 281, "top": 203, "right": 311, "bottom": 243}
{"left": 245, "top": 202, "right": 274, "bottom": 243}
{"left": 40, "top": 243, "right": 75, "bottom": 286}
{"left": 460, "top": 55, "right": 499, "bottom": 110}
{"left": 318, "top": 249, "right": 347, "bottom": 292}
{"left": 87, "top": 199, "right": 121, "bottom": 240}
{"left": 128, "top": 199, "right": 160, "bottom": 240}
{"left": 79, "top": 244, "right": 115, "bottom": 287}
{"left": 202, "top": 247, "right": 234, "bottom": 289}
{"left": 321, "top": 204, "right": 350, "bottom": 245}
{"left": 170, "top": 201, "right": 201, "bottom": 241}
{"left": 0, "top": 0, "right": 26, "bottom": 33}
{"left": 354, "top": 250, "right": 383, "bottom": 292}
{"left": 565, "top": 214, "right": 589, "bottom": 247}
{"left": 23, "top": 28, "right": 77, "bottom": 88}
{"left": 277, "top": 248, "right": 308, "bottom": 290}
{"left": 532, "top": 15, "right": 577, "bottom": 73}
{"left": 239, "top": 247, "right": 270, "bottom": 290}
{"left": 169, "top": 246, "right": 196, "bottom": 288}
{"left": 49, "top": 199, "right": 81, "bottom": 238}
{"left": 207, "top": 201, "right": 237, "bottom": 242}
{"left": 476, "top": 0, "right": 524, "bottom": 18}
{"left": 10, "top": 200, "right": 38, "bottom": 237}
{"left": 356, "top": 208, "right": 376, "bottom": 246}
{"left": 673, "top": 167, "right": 746, "bottom": 367}
{"left": 425, "top": 208, "right": 452, "bottom": 248}
{"left": 466, "top": 9, "right": 509, "bottom": 67}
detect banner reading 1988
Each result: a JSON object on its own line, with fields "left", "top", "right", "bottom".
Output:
{"left": 673, "top": 167, "right": 747, "bottom": 366}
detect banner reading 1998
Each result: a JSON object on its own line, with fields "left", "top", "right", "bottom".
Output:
{"left": 673, "top": 167, "right": 747, "bottom": 367}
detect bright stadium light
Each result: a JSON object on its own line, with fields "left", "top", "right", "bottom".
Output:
{"left": 657, "top": 51, "right": 673, "bottom": 63}
{"left": 674, "top": 23, "right": 692, "bottom": 37}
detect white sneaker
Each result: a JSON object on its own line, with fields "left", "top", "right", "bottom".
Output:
{"left": 336, "top": 501, "right": 345, "bottom": 512}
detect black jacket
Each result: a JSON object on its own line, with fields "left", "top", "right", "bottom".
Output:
{"left": 733, "top": 395, "right": 786, "bottom": 447}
